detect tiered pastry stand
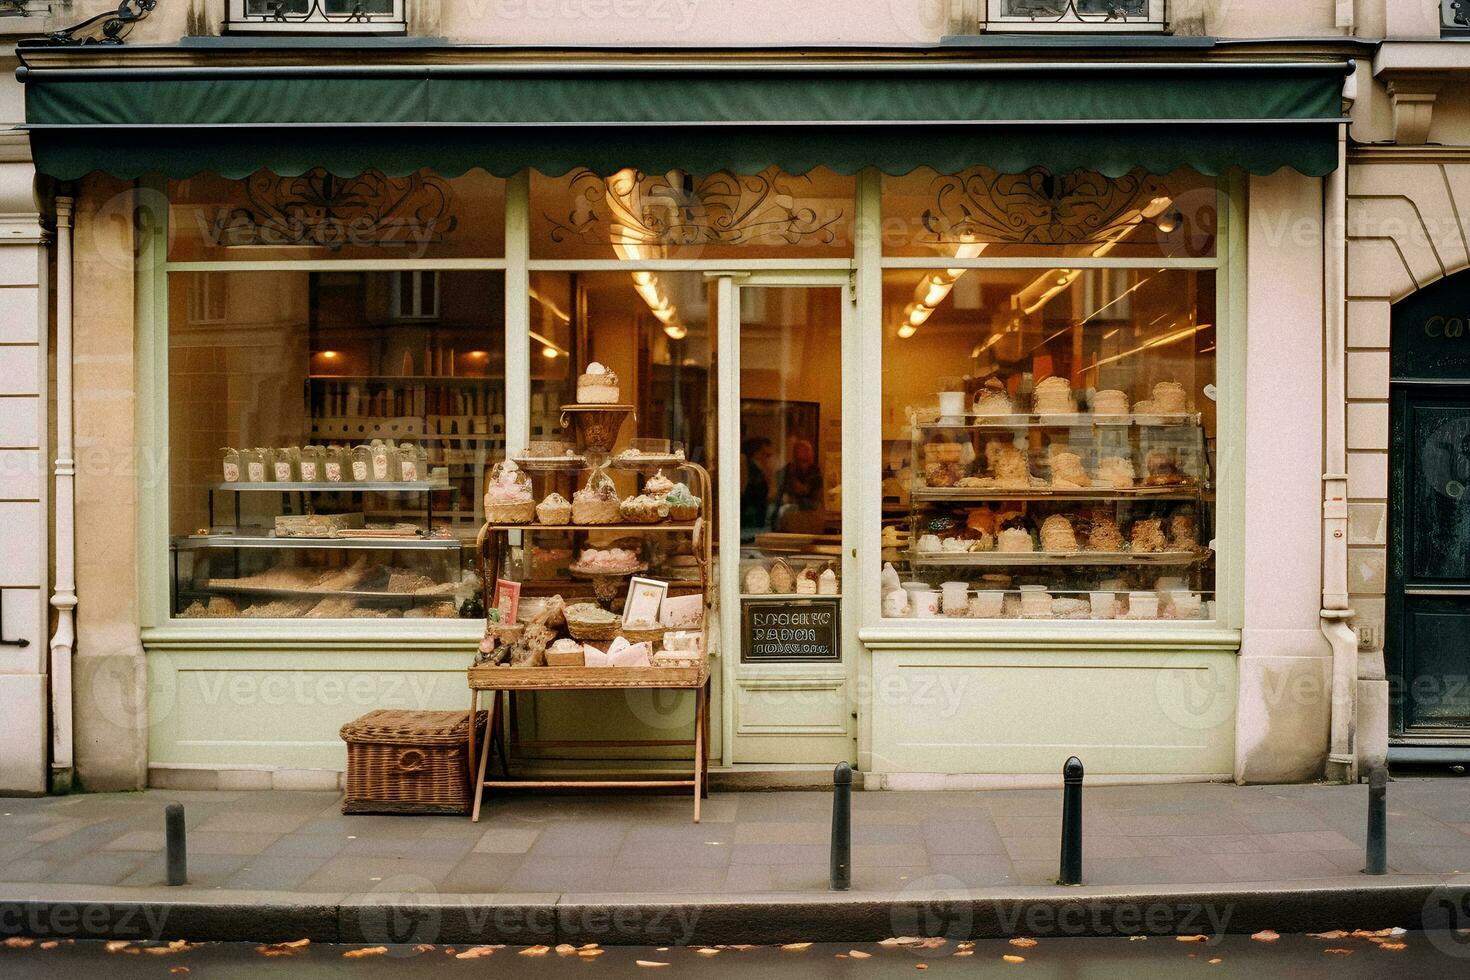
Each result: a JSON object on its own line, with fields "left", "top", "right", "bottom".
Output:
{"left": 467, "top": 407, "right": 715, "bottom": 821}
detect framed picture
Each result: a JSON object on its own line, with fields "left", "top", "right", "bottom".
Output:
{"left": 493, "top": 579, "right": 521, "bottom": 624}
{"left": 622, "top": 577, "right": 668, "bottom": 627}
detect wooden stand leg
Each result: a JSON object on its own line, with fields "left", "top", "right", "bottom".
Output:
{"left": 471, "top": 691, "right": 496, "bottom": 823}
{"left": 701, "top": 679, "right": 711, "bottom": 798}
{"left": 692, "top": 684, "right": 705, "bottom": 823}
{"left": 495, "top": 691, "right": 510, "bottom": 776}
{"left": 467, "top": 687, "right": 478, "bottom": 789}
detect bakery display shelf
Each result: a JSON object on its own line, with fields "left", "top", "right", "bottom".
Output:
{"left": 173, "top": 533, "right": 465, "bottom": 552}
{"left": 181, "top": 583, "right": 455, "bottom": 604}
{"left": 486, "top": 521, "right": 700, "bottom": 533}
{"left": 308, "top": 374, "right": 496, "bottom": 386}
{"left": 911, "top": 485, "right": 1204, "bottom": 503}
{"left": 512, "top": 456, "right": 588, "bottom": 471}
{"left": 608, "top": 455, "right": 689, "bottom": 471}
{"left": 915, "top": 413, "right": 1200, "bottom": 431}
{"left": 910, "top": 549, "right": 1211, "bottom": 568}
{"left": 215, "top": 480, "right": 450, "bottom": 492}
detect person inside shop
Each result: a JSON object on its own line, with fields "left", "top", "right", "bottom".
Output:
{"left": 776, "top": 437, "right": 824, "bottom": 521}
{"left": 740, "top": 436, "right": 776, "bottom": 541}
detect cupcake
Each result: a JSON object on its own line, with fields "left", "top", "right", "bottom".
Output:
{"left": 664, "top": 482, "right": 702, "bottom": 521}
{"left": 577, "top": 361, "right": 620, "bottom": 404}
{"left": 484, "top": 460, "right": 536, "bottom": 524}
{"left": 535, "top": 491, "right": 572, "bottom": 525}
{"left": 643, "top": 470, "right": 676, "bottom": 500}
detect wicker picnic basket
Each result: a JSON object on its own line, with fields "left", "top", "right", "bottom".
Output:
{"left": 340, "top": 709, "right": 485, "bottom": 815}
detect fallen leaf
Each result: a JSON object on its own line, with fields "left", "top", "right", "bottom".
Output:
{"left": 915, "top": 964, "right": 928, "bottom": 970}
{"left": 1378, "top": 942, "right": 1408, "bottom": 951}
{"left": 39, "top": 942, "right": 58, "bottom": 951}
{"left": 1308, "top": 930, "right": 1348, "bottom": 940}
{"left": 579, "top": 949, "right": 606, "bottom": 958}
{"left": 782, "top": 942, "right": 813, "bottom": 952}
{"left": 1009, "top": 938, "right": 1038, "bottom": 949}
{"left": 1250, "top": 930, "right": 1280, "bottom": 943}
{"left": 255, "top": 949, "right": 293, "bottom": 958}
{"left": 412, "top": 944, "right": 436, "bottom": 954}
{"left": 4, "top": 938, "right": 35, "bottom": 949}
{"left": 556, "top": 944, "right": 579, "bottom": 956}
{"left": 848, "top": 949, "right": 872, "bottom": 959}
{"left": 1176, "top": 935, "right": 1209, "bottom": 943}
{"left": 1323, "top": 948, "right": 1355, "bottom": 956}
{"left": 1128, "top": 936, "right": 1148, "bottom": 942}
{"left": 696, "top": 948, "right": 721, "bottom": 956}
{"left": 880, "top": 937, "right": 913, "bottom": 946}
{"left": 910, "top": 938, "right": 947, "bottom": 950}
{"left": 1002, "top": 954, "right": 1025, "bottom": 963}
{"left": 169, "top": 969, "right": 189, "bottom": 976}
{"left": 636, "top": 960, "right": 670, "bottom": 968}
{"left": 455, "top": 946, "right": 496, "bottom": 960}
{"left": 104, "top": 941, "right": 132, "bottom": 954}
{"left": 1208, "top": 958, "right": 1222, "bottom": 964}
{"left": 144, "top": 947, "right": 180, "bottom": 956}
{"left": 342, "top": 947, "right": 388, "bottom": 959}
{"left": 581, "top": 944, "right": 600, "bottom": 950}
{"left": 281, "top": 939, "right": 310, "bottom": 949}
{"left": 953, "top": 950, "right": 974, "bottom": 957}
{"left": 520, "top": 946, "right": 550, "bottom": 957}
{"left": 957, "top": 941, "right": 975, "bottom": 951}
{"left": 168, "top": 941, "right": 192, "bottom": 951}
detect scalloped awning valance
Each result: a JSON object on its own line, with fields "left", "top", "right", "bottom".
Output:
{"left": 18, "top": 59, "right": 1350, "bottom": 180}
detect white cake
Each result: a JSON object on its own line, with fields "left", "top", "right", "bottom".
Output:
{"left": 1033, "top": 376, "right": 1074, "bottom": 415}
{"left": 1093, "top": 389, "right": 1129, "bottom": 416}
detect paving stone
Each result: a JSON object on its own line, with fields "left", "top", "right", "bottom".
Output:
{"left": 3, "top": 858, "right": 60, "bottom": 882}
{"left": 930, "top": 854, "right": 1018, "bottom": 887}
{"left": 1242, "top": 810, "right": 1332, "bottom": 833}
{"left": 763, "top": 862, "right": 829, "bottom": 891}
{"left": 195, "top": 810, "right": 315, "bottom": 834}
{"left": 341, "top": 834, "right": 478, "bottom": 860}
{"left": 224, "top": 855, "right": 331, "bottom": 891}
{"left": 723, "top": 864, "right": 774, "bottom": 892}
{"left": 1258, "top": 830, "right": 1359, "bottom": 852}
{"left": 729, "top": 842, "right": 829, "bottom": 866}
{"left": 502, "top": 857, "right": 616, "bottom": 892}
{"left": 298, "top": 857, "right": 457, "bottom": 892}
{"left": 120, "top": 853, "right": 254, "bottom": 888}
{"left": 921, "top": 816, "right": 1007, "bottom": 855}
{"left": 852, "top": 866, "right": 935, "bottom": 891}
{"left": 591, "top": 865, "right": 729, "bottom": 894}
{"left": 439, "top": 854, "right": 521, "bottom": 893}
{"left": 618, "top": 839, "right": 731, "bottom": 869}
{"left": 852, "top": 844, "right": 931, "bottom": 867}
{"left": 733, "top": 821, "right": 826, "bottom": 845}
{"left": 258, "top": 834, "right": 350, "bottom": 860}
{"left": 48, "top": 851, "right": 152, "bottom": 886}
{"left": 526, "top": 821, "right": 630, "bottom": 857}
{"left": 182, "top": 831, "right": 283, "bottom": 856}
{"left": 104, "top": 830, "right": 167, "bottom": 852}
{"left": 472, "top": 826, "right": 542, "bottom": 854}
{"left": 1208, "top": 850, "right": 1348, "bottom": 882}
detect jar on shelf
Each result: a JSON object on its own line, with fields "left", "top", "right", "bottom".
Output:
{"left": 369, "top": 440, "right": 392, "bottom": 481}
{"left": 322, "top": 445, "right": 345, "bottom": 483}
{"left": 351, "top": 445, "right": 371, "bottom": 482}
{"left": 397, "top": 442, "right": 425, "bottom": 482}
{"left": 220, "top": 448, "right": 240, "bottom": 483}
{"left": 298, "top": 446, "right": 324, "bottom": 483}
{"left": 244, "top": 448, "right": 268, "bottom": 483}
{"left": 273, "top": 447, "right": 299, "bottom": 483}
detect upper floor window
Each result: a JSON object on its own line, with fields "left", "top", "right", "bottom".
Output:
{"left": 986, "top": 0, "right": 1165, "bottom": 32}
{"left": 227, "top": 0, "right": 406, "bottom": 34}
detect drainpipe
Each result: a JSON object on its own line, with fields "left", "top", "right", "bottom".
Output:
{"left": 48, "top": 194, "right": 75, "bottom": 791}
{"left": 1322, "top": 124, "right": 1357, "bottom": 783}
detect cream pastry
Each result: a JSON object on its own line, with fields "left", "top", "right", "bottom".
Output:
{"left": 664, "top": 482, "right": 701, "bottom": 521}
{"left": 998, "top": 527, "right": 1034, "bottom": 553}
{"left": 1040, "top": 514, "right": 1080, "bottom": 553}
{"left": 973, "top": 378, "right": 1013, "bottom": 417}
{"left": 577, "top": 361, "right": 621, "bottom": 404}
{"left": 1150, "top": 380, "right": 1188, "bottom": 414}
{"left": 1130, "top": 518, "right": 1169, "bottom": 554}
{"left": 484, "top": 460, "right": 536, "bottom": 524}
{"left": 1050, "top": 451, "right": 1091, "bottom": 489}
{"left": 1033, "top": 376, "right": 1075, "bottom": 415}
{"left": 1096, "top": 456, "right": 1136, "bottom": 489}
{"left": 1093, "top": 389, "right": 1129, "bottom": 416}
{"left": 535, "top": 492, "right": 572, "bottom": 525}
{"left": 643, "top": 470, "right": 676, "bottom": 500}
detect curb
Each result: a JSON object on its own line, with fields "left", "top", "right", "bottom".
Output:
{"left": 3, "top": 876, "right": 1469, "bottom": 945}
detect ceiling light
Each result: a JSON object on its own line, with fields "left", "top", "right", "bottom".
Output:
{"left": 897, "top": 323, "right": 917, "bottom": 339}
{"left": 664, "top": 323, "right": 688, "bottom": 341}
{"left": 1155, "top": 210, "right": 1182, "bottom": 234}
{"left": 542, "top": 346, "right": 558, "bottom": 359}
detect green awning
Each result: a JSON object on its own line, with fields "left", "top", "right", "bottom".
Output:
{"left": 19, "top": 59, "right": 1350, "bottom": 179}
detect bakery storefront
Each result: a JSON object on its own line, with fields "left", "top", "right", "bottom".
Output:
{"left": 24, "top": 55, "right": 1347, "bottom": 786}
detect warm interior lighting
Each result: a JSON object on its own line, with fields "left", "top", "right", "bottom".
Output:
{"left": 319, "top": 350, "right": 338, "bottom": 359}
{"left": 528, "top": 330, "right": 569, "bottom": 358}
{"left": 894, "top": 240, "right": 987, "bottom": 338}
{"left": 664, "top": 323, "right": 688, "bottom": 341}
{"left": 468, "top": 350, "right": 488, "bottom": 359}
{"left": 896, "top": 323, "right": 917, "bottom": 339}
{"left": 541, "top": 345, "right": 558, "bottom": 359}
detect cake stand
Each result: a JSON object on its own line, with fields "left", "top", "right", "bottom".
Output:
{"left": 560, "top": 403, "right": 636, "bottom": 457}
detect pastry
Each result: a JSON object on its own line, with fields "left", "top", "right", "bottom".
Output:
{"left": 643, "top": 470, "right": 676, "bottom": 500}
{"left": 619, "top": 493, "right": 669, "bottom": 524}
{"left": 963, "top": 527, "right": 995, "bottom": 552}
{"left": 993, "top": 447, "right": 1031, "bottom": 489}
{"left": 572, "top": 470, "right": 621, "bottom": 524}
{"left": 484, "top": 460, "right": 536, "bottom": 524}
{"left": 1096, "top": 456, "right": 1136, "bottom": 489}
{"left": 665, "top": 482, "right": 702, "bottom": 521}
{"left": 1052, "top": 597, "right": 1091, "bottom": 619}
{"left": 1169, "top": 513, "right": 1199, "bottom": 550}
{"left": 1040, "top": 514, "right": 1080, "bottom": 553}
{"left": 941, "top": 536, "right": 969, "bottom": 552}
{"left": 769, "top": 558, "right": 795, "bottom": 593}
{"left": 796, "top": 567, "right": 819, "bottom": 595}
{"left": 1151, "top": 380, "right": 1188, "bottom": 414}
{"left": 577, "top": 361, "right": 620, "bottom": 404}
{"left": 917, "top": 533, "right": 942, "bottom": 552}
{"left": 744, "top": 565, "right": 771, "bottom": 595}
{"left": 923, "top": 462, "right": 962, "bottom": 488}
{"left": 1020, "top": 587, "right": 1053, "bottom": 618}
{"left": 1093, "top": 389, "right": 1129, "bottom": 417}
{"left": 997, "top": 527, "right": 1034, "bottom": 553}
{"left": 1033, "top": 376, "right": 1075, "bottom": 415}
{"left": 1144, "top": 449, "right": 1186, "bottom": 486}
{"left": 535, "top": 492, "right": 572, "bottom": 525}
{"left": 966, "top": 508, "right": 998, "bottom": 536}
{"left": 572, "top": 546, "right": 643, "bottom": 574}
{"left": 1085, "top": 516, "right": 1126, "bottom": 552}
{"left": 1050, "top": 451, "right": 1091, "bottom": 489}
{"left": 818, "top": 567, "right": 839, "bottom": 595}
{"left": 882, "top": 589, "right": 910, "bottom": 617}
{"left": 1130, "top": 517, "right": 1169, "bottom": 554}
{"left": 924, "top": 442, "right": 964, "bottom": 464}
{"left": 973, "top": 378, "right": 1012, "bottom": 417}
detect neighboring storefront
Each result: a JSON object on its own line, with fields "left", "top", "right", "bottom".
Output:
{"left": 16, "top": 44, "right": 1355, "bottom": 790}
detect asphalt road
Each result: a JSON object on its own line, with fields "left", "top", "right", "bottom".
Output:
{"left": 1, "top": 933, "right": 1465, "bottom": 978}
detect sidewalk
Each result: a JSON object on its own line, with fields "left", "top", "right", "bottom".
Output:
{"left": 3, "top": 777, "right": 1470, "bottom": 943}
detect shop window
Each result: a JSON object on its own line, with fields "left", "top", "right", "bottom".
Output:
{"left": 167, "top": 269, "right": 505, "bottom": 620}
{"left": 167, "top": 169, "right": 503, "bottom": 263}
{"left": 530, "top": 167, "right": 855, "bottom": 260}
{"left": 880, "top": 166, "right": 1216, "bottom": 260}
{"left": 226, "top": 0, "right": 406, "bottom": 33}
{"left": 525, "top": 270, "right": 714, "bottom": 462}
{"left": 984, "top": 0, "right": 1166, "bottom": 32}
{"left": 392, "top": 270, "right": 440, "bottom": 321}
{"left": 878, "top": 260, "right": 1219, "bottom": 623}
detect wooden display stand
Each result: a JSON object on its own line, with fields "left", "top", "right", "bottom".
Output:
{"left": 467, "top": 443, "right": 714, "bottom": 822}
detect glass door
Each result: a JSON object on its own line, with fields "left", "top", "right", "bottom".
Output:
{"left": 716, "top": 273, "right": 856, "bottom": 765}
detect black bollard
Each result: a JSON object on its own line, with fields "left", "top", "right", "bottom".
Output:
{"left": 165, "top": 802, "right": 187, "bottom": 886}
{"left": 1364, "top": 767, "right": 1387, "bottom": 875}
{"left": 830, "top": 761, "right": 852, "bottom": 891}
{"left": 1058, "top": 756, "right": 1083, "bottom": 886}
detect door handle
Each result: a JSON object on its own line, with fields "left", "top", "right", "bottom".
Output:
{"left": 1403, "top": 588, "right": 1470, "bottom": 597}
{"left": 0, "top": 589, "right": 28, "bottom": 648}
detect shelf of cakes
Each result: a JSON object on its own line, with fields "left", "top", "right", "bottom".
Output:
{"left": 173, "top": 532, "right": 464, "bottom": 551}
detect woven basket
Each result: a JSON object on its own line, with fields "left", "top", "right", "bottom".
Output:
{"left": 340, "top": 709, "right": 485, "bottom": 815}
{"left": 619, "top": 625, "right": 666, "bottom": 646}
{"left": 567, "top": 618, "right": 619, "bottom": 641}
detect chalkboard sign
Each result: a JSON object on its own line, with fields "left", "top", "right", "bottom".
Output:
{"left": 1392, "top": 270, "right": 1470, "bottom": 381}
{"left": 741, "top": 598, "right": 841, "bottom": 663}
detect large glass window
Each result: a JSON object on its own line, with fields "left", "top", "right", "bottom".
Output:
{"left": 878, "top": 168, "right": 1222, "bottom": 624}
{"left": 168, "top": 269, "right": 505, "bottom": 620}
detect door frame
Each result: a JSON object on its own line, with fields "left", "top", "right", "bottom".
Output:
{"left": 713, "top": 270, "right": 859, "bottom": 767}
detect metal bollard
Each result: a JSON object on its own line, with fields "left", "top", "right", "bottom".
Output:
{"left": 165, "top": 802, "right": 188, "bottom": 886}
{"left": 830, "top": 761, "right": 852, "bottom": 891}
{"left": 1364, "top": 767, "right": 1387, "bottom": 875}
{"left": 1058, "top": 757, "right": 1083, "bottom": 886}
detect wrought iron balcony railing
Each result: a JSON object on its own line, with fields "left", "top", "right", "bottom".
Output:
{"left": 227, "top": 0, "right": 406, "bottom": 33}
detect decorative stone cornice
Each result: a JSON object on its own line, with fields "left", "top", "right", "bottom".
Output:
{"left": 1386, "top": 76, "right": 1443, "bottom": 146}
